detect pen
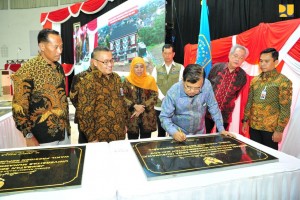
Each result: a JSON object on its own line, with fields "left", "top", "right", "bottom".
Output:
{"left": 178, "top": 127, "right": 186, "bottom": 143}
{"left": 178, "top": 127, "right": 182, "bottom": 134}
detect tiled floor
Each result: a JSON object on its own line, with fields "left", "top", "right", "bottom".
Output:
{"left": 0, "top": 95, "right": 158, "bottom": 144}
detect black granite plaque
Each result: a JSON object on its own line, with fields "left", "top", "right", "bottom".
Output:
{"left": 0, "top": 146, "right": 86, "bottom": 193}
{"left": 131, "top": 135, "right": 278, "bottom": 180}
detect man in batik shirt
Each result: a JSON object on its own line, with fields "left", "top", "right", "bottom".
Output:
{"left": 242, "top": 48, "right": 292, "bottom": 150}
{"left": 12, "top": 29, "right": 71, "bottom": 146}
{"left": 205, "top": 44, "right": 248, "bottom": 132}
{"left": 75, "top": 46, "right": 128, "bottom": 142}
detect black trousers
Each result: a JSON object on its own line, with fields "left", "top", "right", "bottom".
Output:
{"left": 249, "top": 127, "right": 278, "bottom": 150}
{"left": 156, "top": 110, "right": 166, "bottom": 137}
{"left": 205, "top": 117, "right": 229, "bottom": 133}
{"left": 127, "top": 122, "right": 152, "bottom": 140}
{"left": 78, "top": 130, "right": 88, "bottom": 143}
{"left": 78, "top": 124, "right": 88, "bottom": 143}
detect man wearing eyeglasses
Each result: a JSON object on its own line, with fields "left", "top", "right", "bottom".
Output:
{"left": 160, "top": 64, "right": 233, "bottom": 142}
{"left": 205, "top": 44, "right": 248, "bottom": 133}
{"left": 73, "top": 46, "right": 128, "bottom": 143}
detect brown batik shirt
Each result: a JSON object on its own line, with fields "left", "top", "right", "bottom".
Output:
{"left": 11, "top": 55, "right": 70, "bottom": 143}
{"left": 69, "top": 66, "right": 93, "bottom": 124}
{"left": 244, "top": 69, "right": 292, "bottom": 132}
{"left": 77, "top": 70, "right": 128, "bottom": 142}
{"left": 208, "top": 63, "right": 247, "bottom": 123}
{"left": 123, "top": 79, "right": 158, "bottom": 134}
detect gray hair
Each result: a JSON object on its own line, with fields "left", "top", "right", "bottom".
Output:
{"left": 229, "top": 44, "right": 249, "bottom": 58}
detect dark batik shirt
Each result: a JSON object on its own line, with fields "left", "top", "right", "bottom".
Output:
{"left": 12, "top": 55, "right": 70, "bottom": 143}
{"left": 69, "top": 67, "right": 93, "bottom": 124}
{"left": 123, "top": 79, "right": 158, "bottom": 134}
{"left": 208, "top": 63, "right": 247, "bottom": 123}
{"left": 77, "top": 71, "right": 128, "bottom": 142}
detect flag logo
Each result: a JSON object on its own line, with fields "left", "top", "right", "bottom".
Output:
{"left": 196, "top": 0, "right": 212, "bottom": 77}
{"left": 279, "top": 4, "right": 294, "bottom": 17}
{"left": 197, "top": 34, "right": 211, "bottom": 68}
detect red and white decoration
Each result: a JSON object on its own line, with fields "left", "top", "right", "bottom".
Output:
{"left": 38, "top": 0, "right": 115, "bottom": 91}
{"left": 40, "top": 0, "right": 111, "bottom": 30}
{"left": 185, "top": 19, "right": 300, "bottom": 157}
{"left": 39, "top": 1, "right": 299, "bottom": 157}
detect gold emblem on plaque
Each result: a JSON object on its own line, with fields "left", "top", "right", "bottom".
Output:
{"left": 0, "top": 178, "right": 5, "bottom": 188}
{"left": 203, "top": 157, "right": 223, "bottom": 165}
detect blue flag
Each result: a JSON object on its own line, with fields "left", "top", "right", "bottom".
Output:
{"left": 196, "top": 0, "right": 211, "bottom": 77}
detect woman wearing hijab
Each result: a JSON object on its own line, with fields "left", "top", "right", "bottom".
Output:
{"left": 123, "top": 57, "right": 158, "bottom": 139}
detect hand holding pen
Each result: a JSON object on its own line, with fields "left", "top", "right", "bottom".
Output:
{"left": 173, "top": 127, "right": 187, "bottom": 142}
{"left": 220, "top": 130, "right": 236, "bottom": 138}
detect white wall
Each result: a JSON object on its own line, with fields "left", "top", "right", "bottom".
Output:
{"left": 0, "top": 5, "right": 71, "bottom": 69}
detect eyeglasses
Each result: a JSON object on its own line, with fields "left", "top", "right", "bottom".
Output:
{"left": 231, "top": 54, "right": 245, "bottom": 61}
{"left": 94, "top": 58, "right": 114, "bottom": 66}
{"left": 184, "top": 82, "right": 202, "bottom": 92}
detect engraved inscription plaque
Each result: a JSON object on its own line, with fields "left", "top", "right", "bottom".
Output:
{"left": 131, "top": 135, "right": 278, "bottom": 180}
{"left": 0, "top": 146, "right": 85, "bottom": 193}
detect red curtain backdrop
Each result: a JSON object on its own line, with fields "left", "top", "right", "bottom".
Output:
{"left": 288, "top": 39, "right": 300, "bottom": 61}
{"left": 184, "top": 19, "right": 300, "bottom": 67}
{"left": 236, "top": 20, "right": 300, "bottom": 64}
{"left": 184, "top": 19, "right": 300, "bottom": 136}
{"left": 4, "top": 64, "right": 21, "bottom": 72}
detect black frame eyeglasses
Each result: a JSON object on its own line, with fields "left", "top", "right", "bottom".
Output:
{"left": 94, "top": 58, "right": 114, "bottom": 66}
{"left": 184, "top": 82, "right": 202, "bottom": 92}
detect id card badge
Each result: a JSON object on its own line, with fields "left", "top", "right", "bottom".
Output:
{"left": 120, "top": 87, "right": 124, "bottom": 96}
{"left": 260, "top": 86, "right": 267, "bottom": 100}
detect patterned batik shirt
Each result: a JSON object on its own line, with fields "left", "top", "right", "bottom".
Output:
{"left": 244, "top": 69, "right": 292, "bottom": 132}
{"left": 69, "top": 67, "right": 93, "bottom": 124}
{"left": 77, "top": 71, "right": 128, "bottom": 142}
{"left": 208, "top": 63, "right": 247, "bottom": 123}
{"left": 123, "top": 79, "right": 158, "bottom": 134}
{"left": 11, "top": 55, "right": 70, "bottom": 143}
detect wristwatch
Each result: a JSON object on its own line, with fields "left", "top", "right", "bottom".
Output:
{"left": 25, "top": 133, "right": 34, "bottom": 139}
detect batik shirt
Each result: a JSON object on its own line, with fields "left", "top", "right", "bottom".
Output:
{"left": 123, "top": 79, "right": 158, "bottom": 134}
{"left": 11, "top": 55, "right": 70, "bottom": 143}
{"left": 208, "top": 63, "right": 247, "bottom": 123}
{"left": 77, "top": 71, "right": 128, "bottom": 142}
{"left": 244, "top": 69, "right": 292, "bottom": 132}
{"left": 69, "top": 66, "right": 93, "bottom": 124}
{"left": 160, "top": 80, "right": 224, "bottom": 136}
